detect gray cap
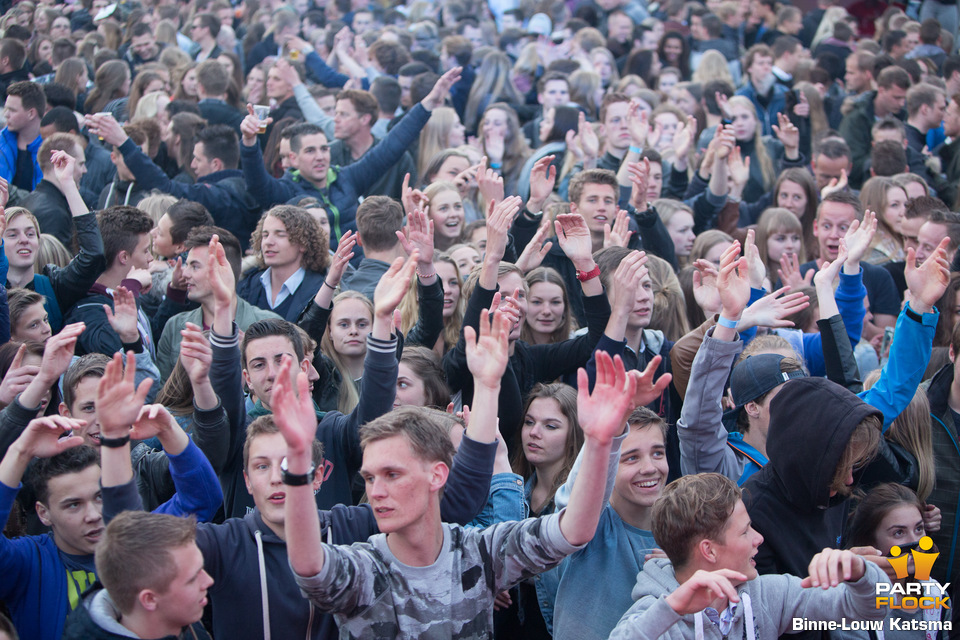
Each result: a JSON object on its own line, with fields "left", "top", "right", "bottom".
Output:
{"left": 730, "top": 354, "right": 806, "bottom": 408}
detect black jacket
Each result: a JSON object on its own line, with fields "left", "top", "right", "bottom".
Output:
{"left": 198, "top": 98, "right": 244, "bottom": 134}
{"left": 23, "top": 180, "right": 73, "bottom": 249}
{"left": 744, "top": 377, "right": 882, "bottom": 578}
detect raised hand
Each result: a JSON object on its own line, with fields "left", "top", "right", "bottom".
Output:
{"left": 629, "top": 354, "right": 672, "bottom": 409}
{"left": 477, "top": 157, "right": 505, "bottom": 204}
{"left": 207, "top": 234, "right": 236, "bottom": 311}
{"left": 0, "top": 344, "right": 39, "bottom": 407}
{"left": 396, "top": 208, "right": 435, "bottom": 267}
{"left": 739, "top": 286, "right": 811, "bottom": 330}
{"left": 627, "top": 158, "right": 651, "bottom": 212}
{"left": 716, "top": 241, "right": 750, "bottom": 319}
{"left": 612, "top": 250, "right": 647, "bottom": 316}
{"left": 422, "top": 67, "right": 463, "bottom": 111}
{"left": 626, "top": 101, "right": 650, "bottom": 148}
{"left": 96, "top": 352, "right": 153, "bottom": 438}
{"left": 489, "top": 289, "right": 522, "bottom": 330}
{"left": 905, "top": 236, "right": 951, "bottom": 314}
{"left": 50, "top": 149, "right": 78, "bottom": 187}
{"left": 777, "top": 252, "right": 814, "bottom": 290}
{"left": 665, "top": 569, "right": 745, "bottom": 615}
{"left": 771, "top": 112, "right": 799, "bottom": 154}
{"left": 179, "top": 323, "right": 212, "bottom": 383}
{"left": 241, "top": 103, "right": 272, "bottom": 145}
{"left": 0, "top": 177, "right": 8, "bottom": 208}
{"left": 528, "top": 154, "right": 557, "bottom": 211}
{"left": 327, "top": 230, "right": 357, "bottom": 287}
{"left": 793, "top": 90, "right": 810, "bottom": 117}
{"left": 692, "top": 259, "right": 721, "bottom": 315}
{"left": 603, "top": 209, "right": 633, "bottom": 248}
{"left": 104, "top": 285, "right": 140, "bottom": 344}
{"left": 129, "top": 404, "right": 177, "bottom": 441}
{"left": 843, "top": 209, "right": 877, "bottom": 268}
{"left": 464, "top": 309, "right": 510, "bottom": 390}
{"left": 401, "top": 172, "right": 429, "bottom": 216}
{"left": 36, "top": 322, "right": 85, "bottom": 383}
{"left": 453, "top": 162, "right": 480, "bottom": 197}
{"left": 672, "top": 115, "right": 697, "bottom": 170}
{"left": 273, "top": 57, "right": 303, "bottom": 87}
{"left": 514, "top": 216, "right": 553, "bottom": 274}
{"left": 576, "top": 111, "right": 600, "bottom": 160}
{"left": 10, "top": 416, "right": 85, "bottom": 459}
{"left": 374, "top": 252, "right": 419, "bottom": 319}
{"left": 801, "top": 548, "right": 866, "bottom": 589}
{"left": 820, "top": 168, "right": 848, "bottom": 199}
{"left": 814, "top": 240, "right": 849, "bottom": 289}
{"left": 484, "top": 195, "right": 522, "bottom": 264}
{"left": 484, "top": 129, "right": 505, "bottom": 164}
{"left": 727, "top": 145, "right": 751, "bottom": 190}
{"left": 271, "top": 354, "right": 318, "bottom": 457}
{"left": 554, "top": 213, "right": 595, "bottom": 270}
{"left": 84, "top": 112, "right": 127, "bottom": 147}
{"left": 576, "top": 352, "right": 638, "bottom": 446}
{"left": 742, "top": 229, "right": 765, "bottom": 289}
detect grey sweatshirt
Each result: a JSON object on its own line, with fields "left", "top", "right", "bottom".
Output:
{"left": 609, "top": 557, "right": 887, "bottom": 640}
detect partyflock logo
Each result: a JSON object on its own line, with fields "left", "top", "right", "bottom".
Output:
{"left": 875, "top": 536, "right": 950, "bottom": 610}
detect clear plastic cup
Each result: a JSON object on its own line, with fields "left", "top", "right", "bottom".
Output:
{"left": 252, "top": 105, "right": 270, "bottom": 134}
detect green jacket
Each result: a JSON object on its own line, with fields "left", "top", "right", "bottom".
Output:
{"left": 156, "top": 299, "right": 279, "bottom": 380}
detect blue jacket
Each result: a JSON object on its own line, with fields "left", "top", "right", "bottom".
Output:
{"left": 735, "top": 81, "right": 789, "bottom": 136}
{"left": 0, "top": 438, "right": 222, "bottom": 640}
{"left": 0, "top": 127, "right": 42, "bottom": 189}
{"left": 240, "top": 103, "right": 431, "bottom": 247}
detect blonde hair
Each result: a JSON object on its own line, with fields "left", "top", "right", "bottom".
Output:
{"left": 35, "top": 234, "right": 72, "bottom": 270}
{"left": 864, "top": 371, "right": 935, "bottom": 500}
{"left": 689, "top": 229, "right": 734, "bottom": 263}
{"left": 399, "top": 252, "right": 464, "bottom": 352}
{"left": 132, "top": 91, "right": 169, "bottom": 122}
{"left": 137, "top": 194, "right": 177, "bottom": 225}
{"left": 728, "top": 95, "right": 776, "bottom": 191}
{"left": 647, "top": 255, "right": 690, "bottom": 341}
{"left": 692, "top": 50, "right": 734, "bottom": 85}
{"left": 320, "top": 290, "right": 373, "bottom": 413}
{"left": 568, "top": 69, "right": 603, "bottom": 119}
{"left": 418, "top": 107, "right": 460, "bottom": 179}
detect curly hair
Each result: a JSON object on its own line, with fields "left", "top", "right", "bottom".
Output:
{"left": 250, "top": 205, "right": 331, "bottom": 273}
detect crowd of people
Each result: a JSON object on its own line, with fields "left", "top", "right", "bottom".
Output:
{"left": 1, "top": 0, "right": 960, "bottom": 638}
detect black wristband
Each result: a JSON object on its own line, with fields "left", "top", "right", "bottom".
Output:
{"left": 905, "top": 306, "right": 924, "bottom": 324}
{"left": 99, "top": 434, "right": 131, "bottom": 449}
{"left": 280, "top": 456, "right": 316, "bottom": 486}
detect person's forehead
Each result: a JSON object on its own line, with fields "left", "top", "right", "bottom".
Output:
{"left": 605, "top": 101, "right": 629, "bottom": 118}
{"left": 543, "top": 79, "right": 567, "bottom": 92}
{"left": 246, "top": 334, "right": 296, "bottom": 359}
{"left": 186, "top": 245, "right": 210, "bottom": 263}
{"left": 581, "top": 182, "right": 617, "bottom": 197}
{"left": 45, "top": 465, "right": 101, "bottom": 504}
{"left": 262, "top": 214, "right": 288, "bottom": 230}
{"left": 73, "top": 374, "right": 101, "bottom": 400}
{"left": 300, "top": 133, "right": 328, "bottom": 148}
{"left": 920, "top": 220, "right": 947, "bottom": 237}
{"left": 621, "top": 422, "right": 666, "bottom": 451}
{"left": 818, "top": 202, "right": 857, "bottom": 222}
{"left": 336, "top": 98, "right": 357, "bottom": 112}
{"left": 362, "top": 434, "right": 422, "bottom": 472}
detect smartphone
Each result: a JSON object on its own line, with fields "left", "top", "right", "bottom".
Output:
{"left": 879, "top": 326, "right": 895, "bottom": 367}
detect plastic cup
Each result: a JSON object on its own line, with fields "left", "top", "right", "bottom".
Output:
{"left": 290, "top": 49, "right": 300, "bottom": 61}
{"left": 252, "top": 105, "right": 270, "bottom": 134}
{"left": 95, "top": 111, "right": 111, "bottom": 140}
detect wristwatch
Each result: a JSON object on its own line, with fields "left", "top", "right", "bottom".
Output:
{"left": 280, "top": 456, "right": 317, "bottom": 486}
{"left": 576, "top": 264, "right": 601, "bottom": 282}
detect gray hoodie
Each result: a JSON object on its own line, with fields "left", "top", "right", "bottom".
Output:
{"left": 609, "top": 558, "right": 887, "bottom": 640}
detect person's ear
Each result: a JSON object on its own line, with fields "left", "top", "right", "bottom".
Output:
{"left": 744, "top": 400, "right": 761, "bottom": 419}
{"left": 870, "top": 167, "right": 876, "bottom": 177}
{"left": 243, "top": 469, "right": 253, "bottom": 495}
{"left": 36, "top": 501, "right": 52, "bottom": 526}
{"left": 59, "top": 402, "right": 70, "bottom": 417}
{"left": 139, "top": 589, "right": 160, "bottom": 612}
{"left": 299, "top": 357, "right": 311, "bottom": 375}
{"left": 311, "top": 463, "right": 323, "bottom": 492}
{"left": 241, "top": 368, "right": 252, "bottom": 391}
{"left": 697, "top": 537, "right": 719, "bottom": 565}
{"left": 211, "top": 157, "right": 224, "bottom": 173}
{"left": 355, "top": 233, "right": 363, "bottom": 247}
{"left": 950, "top": 344, "right": 956, "bottom": 364}
{"left": 429, "top": 461, "right": 449, "bottom": 493}
{"left": 117, "top": 249, "right": 129, "bottom": 267}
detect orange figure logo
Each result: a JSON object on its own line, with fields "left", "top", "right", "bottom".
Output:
{"left": 889, "top": 536, "right": 939, "bottom": 581}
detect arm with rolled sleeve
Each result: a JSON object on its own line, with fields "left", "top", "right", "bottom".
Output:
{"left": 207, "top": 325, "right": 247, "bottom": 467}
{"left": 677, "top": 330, "right": 746, "bottom": 481}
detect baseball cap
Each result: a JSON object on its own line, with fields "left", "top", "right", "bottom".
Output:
{"left": 527, "top": 13, "right": 553, "bottom": 37}
{"left": 730, "top": 354, "right": 807, "bottom": 409}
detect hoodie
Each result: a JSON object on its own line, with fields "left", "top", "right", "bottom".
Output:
{"left": 609, "top": 557, "right": 886, "bottom": 640}
{"left": 743, "top": 377, "right": 882, "bottom": 581}
{"left": 63, "top": 586, "right": 211, "bottom": 639}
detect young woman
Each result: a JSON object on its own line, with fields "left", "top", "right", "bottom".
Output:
{"left": 448, "top": 243, "right": 481, "bottom": 275}
{"left": 54, "top": 57, "right": 89, "bottom": 112}
{"left": 420, "top": 149, "right": 472, "bottom": 189}
{"left": 165, "top": 112, "right": 207, "bottom": 182}
{"left": 463, "top": 51, "right": 522, "bottom": 133}
{"left": 624, "top": 49, "right": 662, "bottom": 88}
{"left": 847, "top": 484, "right": 945, "bottom": 639}
{"left": 423, "top": 181, "right": 465, "bottom": 252}
{"left": 477, "top": 103, "right": 532, "bottom": 197}
{"left": 689, "top": 229, "right": 734, "bottom": 266}
{"left": 418, "top": 107, "right": 467, "bottom": 179}
{"left": 172, "top": 63, "right": 199, "bottom": 103}
{"left": 320, "top": 290, "right": 374, "bottom": 413}
{"left": 7, "top": 289, "right": 52, "bottom": 343}
{"left": 568, "top": 69, "right": 604, "bottom": 120}
{"left": 657, "top": 31, "right": 690, "bottom": 80}
{"left": 727, "top": 96, "right": 805, "bottom": 204}
{"left": 398, "top": 252, "right": 465, "bottom": 356}
{"left": 394, "top": 346, "right": 451, "bottom": 409}
{"left": 522, "top": 267, "right": 577, "bottom": 345}
{"left": 27, "top": 36, "right": 54, "bottom": 75}
{"left": 656, "top": 199, "right": 696, "bottom": 267}
{"left": 84, "top": 59, "right": 131, "bottom": 116}
{"left": 243, "top": 62, "right": 268, "bottom": 106}
{"left": 590, "top": 47, "right": 620, "bottom": 89}
{"left": 861, "top": 176, "right": 908, "bottom": 264}
{"left": 126, "top": 71, "right": 168, "bottom": 123}
{"left": 756, "top": 207, "right": 806, "bottom": 286}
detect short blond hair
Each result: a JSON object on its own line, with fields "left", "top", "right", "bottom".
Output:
{"left": 652, "top": 473, "right": 741, "bottom": 569}
{"left": 360, "top": 405, "right": 455, "bottom": 470}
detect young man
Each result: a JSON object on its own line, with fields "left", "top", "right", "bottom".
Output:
{"left": 552, "top": 408, "right": 671, "bottom": 640}
{"left": 236, "top": 205, "right": 330, "bottom": 322}
{"left": 281, "top": 310, "right": 640, "bottom": 637}
{"left": 915, "top": 209, "right": 960, "bottom": 267}
{"left": 156, "top": 228, "right": 278, "bottom": 380}
{"left": 22, "top": 134, "right": 87, "bottom": 250}
{"left": 190, "top": 12, "right": 222, "bottom": 62}
{"left": 770, "top": 35, "right": 802, "bottom": 88}
{"left": 123, "top": 23, "right": 164, "bottom": 71}
{"left": 844, "top": 50, "right": 876, "bottom": 97}
{"left": 331, "top": 88, "right": 415, "bottom": 200}
{"left": 904, "top": 83, "right": 949, "bottom": 188}
{"left": 64, "top": 206, "right": 156, "bottom": 359}
{"left": 240, "top": 67, "right": 461, "bottom": 247}
{"left": 735, "top": 44, "right": 788, "bottom": 136}
{"left": 798, "top": 191, "right": 901, "bottom": 339}
{"left": 840, "top": 65, "right": 910, "bottom": 188}
{"left": 151, "top": 200, "right": 214, "bottom": 262}
{"left": 4, "top": 151, "right": 105, "bottom": 333}
{"left": 89, "top": 114, "right": 261, "bottom": 251}
{"left": 0, "top": 80, "right": 45, "bottom": 191}
{"left": 340, "top": 195, "right": 406, "bottom": 299}
{"left": 0, "top": 38, "right": 29, "bottom": 104}
{"left": 595, "top": 93, "right": 633, "bottom": 172}
{"left": 609, "top": 473, "right": 887, "bottom": 639}
{"left": 195, "top": 59, "right": 243, "bottom": 132}
{"left": 96, "top": 121, "right": 153, "bottom": 209}
{"left": 39, "top": 106, "right": 116, "bottom": 209}
{"left": 63, "top": 511, "right": 214, "bottom": 639}
{"left": 522, "top": 73, "right": 571, "bottom": 148}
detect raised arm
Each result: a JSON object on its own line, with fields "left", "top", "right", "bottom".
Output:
{"left": 397, "top": 209, "right": 444, "bottom": 348}
{"left": 560, "top": 352, "right": 637, "bottom": 545}
{"left": 239, "top": 105, "right": 298, "bottom": 207}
